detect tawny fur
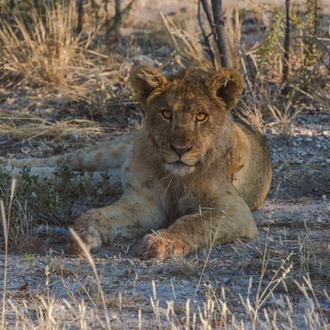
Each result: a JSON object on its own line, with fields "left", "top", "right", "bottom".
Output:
{"left": 3, "top": 65, "right": 272, "bottom": 260}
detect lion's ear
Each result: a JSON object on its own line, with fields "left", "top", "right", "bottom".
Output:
{"left": 130, "top": 65, "right": 168, "bottom": 104}
{"left": 205, "top": 69, "right": 244, "bottom": 110}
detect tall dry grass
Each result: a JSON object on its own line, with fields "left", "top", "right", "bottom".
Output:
{"left": 0, "top": 0, "right": 84, "bottom": 85}
{"left": 0, "top": 0, "right": 125, "bottom": 103}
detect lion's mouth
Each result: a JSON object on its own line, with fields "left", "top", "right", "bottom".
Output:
{"left": 173, "top": 160, "right": 193, "bottom": 166}
{"left": 166, "top": 160, "right": 195, "bottom": 168}
{"left": 164, "top": 160, "right": 195, "bottom": 176}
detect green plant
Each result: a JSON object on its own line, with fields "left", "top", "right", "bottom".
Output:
{"left": 0, "top": 163, "right": 110, "bottom": 230}
{"left": 19, "top": 253, "right": 36, "bottom": 267}
{"left": 261, "top": 11, "right": 285, "bottom": 56}
{"left": 304, "top": 0, "right": 321, "bottom": 64}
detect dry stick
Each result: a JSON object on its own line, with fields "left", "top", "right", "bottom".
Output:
{"left": 211, "top": 0, "right": 232, "bottom": 68}
{"left": 160, "top": 11, "right": 178, "bottom": 47}
{"left": 238, "top": 43, "right": 253, "bottom": 92}
{"left": 313, "top": 0, "right": 319, "bottom": 37}
{"left": 283, "top": 0, "right": 290, "bottom": 82}
{"left": 312, "top": 74, "right": 330, "bottom": 103}
{"left": 200, "top": 0, "right": 214, "bottom": 30}
{"left": 114, "top": 0, "right": 122, "bottom": 25}
{"left": 76, "top": 0, "right": 84, "bottom": 35}
{"left": 308, "top": 30, "right": 330, "bottom": 72}
{"left": 91, "top": 0, "right": 99, "bottom": 31}
{"left": 200, "top": 0, "right": 232, "bottom": 68}
{"left": 1, "top": 201, "right": 7, "bottom": 330}
{"left": 198, "top": 0, "right": 216, "bottom": 70}
{"left": 0, "top": 180, "right": 16, "bottom": 329}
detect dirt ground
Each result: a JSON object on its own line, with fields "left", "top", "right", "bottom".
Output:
{"left": 1, "top": 101, "right": 330, "bottom": 329}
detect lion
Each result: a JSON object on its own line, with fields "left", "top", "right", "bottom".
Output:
{"left": 3, "top": 64, "right": 272, "bottom": 260}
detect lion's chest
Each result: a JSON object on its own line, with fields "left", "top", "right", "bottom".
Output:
{"left": 162, "top": 183, "right": 200, "bottom": 224}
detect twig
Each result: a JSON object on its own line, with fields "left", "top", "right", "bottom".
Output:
{"left": 198, "top": 0, "right": 216, "bottom": 70}
{"left": 307, "top": 31, "right": 330, "bottom": 102}
{"left": 312, "top": 74, "right": 330, "bottom": 102}
{"left": 283, "top": 0, "right": 290, "bottom": 82}
{"left": 199, "top": 0, "right": 232, "bottom": 68}
{"left": 237, "top": 43, "right": 253, "bottom": 92}
{"left": 200, "top": 0, "right": 214, "bottom": 30}
{"left": 308, "top": 30, "right": 330, "bottom": 72}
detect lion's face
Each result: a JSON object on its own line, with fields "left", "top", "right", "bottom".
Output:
{"left": 130, "top": 65, "right": 245, "bottom": 176}
{"left": 143, "top": 85, "right": 227, "bottom": 176}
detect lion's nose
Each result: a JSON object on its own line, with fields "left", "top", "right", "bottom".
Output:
{"left": 170, "top": 144, "right": 192, "bottom": 157}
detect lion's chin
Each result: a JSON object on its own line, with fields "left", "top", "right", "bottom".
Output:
{"left": 164, "top": 162, "right": 195, "bottom": 176}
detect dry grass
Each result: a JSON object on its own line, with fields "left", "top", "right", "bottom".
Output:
{"left": 0, "top": 0, "right": 328, "bottom": 141}
{"left": 0, "top": 115, "right": 100, "bottom": 141}
{"left": 0, "top": 0, "right": 85, "bottom": 85}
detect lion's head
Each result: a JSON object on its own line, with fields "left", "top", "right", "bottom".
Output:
{"left": 130, "top": 65, "right": 244, "bottom": 176}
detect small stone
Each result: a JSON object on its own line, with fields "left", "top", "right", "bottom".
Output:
{"left": 69, "top": 133, "right": 82, "bottom": 142}
{"left": 85, "top": 234, "right": 93, "bottom": 244}
{"left": 90, "top": 245, "right": 101, "bottom": 253}
{"left": 306, "top": 131, "right": 313, "bottom": 137}
{"left": 101, "top": 234, "right": 108, "bottom": 243}
{"left": 109, "top": 311, "right": 118, "bottom": 321}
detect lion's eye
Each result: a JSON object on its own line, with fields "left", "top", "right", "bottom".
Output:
{"left": 162, "top": 110, "right": 172, "bottom": 120}
{"left": 196, "top": 113, "right": 207, "bottom": 122}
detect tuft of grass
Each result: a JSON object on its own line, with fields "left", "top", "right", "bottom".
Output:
{"left": 0, "top": 115, "right": 101, "bottom": 141}
{"left": 0, "top": 0, "right": 84, "bottom": 85}
{"left": 0, "top": 0, "right": 103, "bottom": 86}
{"left": 166, "top": 257, "right": 200, "bottom": 277}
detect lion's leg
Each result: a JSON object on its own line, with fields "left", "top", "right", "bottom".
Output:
{"left": 4, "top": 165, "right": 122, "bottom": 194}
{"left": 67, "top": 188, "right": 165, "bottom": 255}
{"left": 139, "top": 194, "right": 258, "bottom": 260}
{"left": 2, "top": 133, "right": 134, "bottom": 172}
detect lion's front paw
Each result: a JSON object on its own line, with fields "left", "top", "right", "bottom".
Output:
{"left": 67, "top": 215, "right": 105, "bottom": 256}
{"left": 139, "top": 232, "right": 186, "bottom": 261}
